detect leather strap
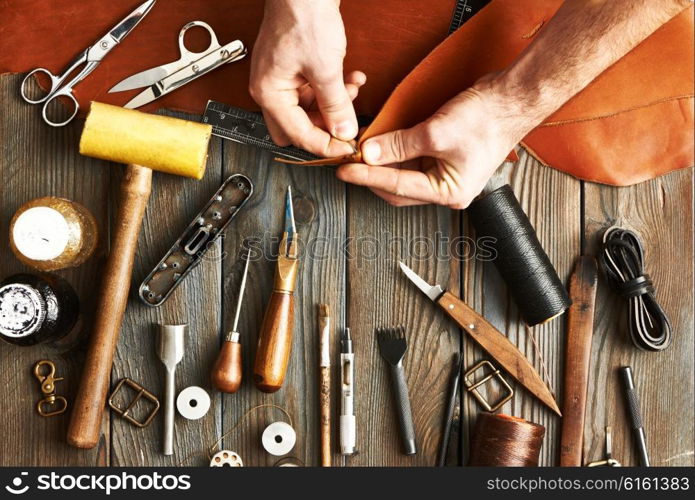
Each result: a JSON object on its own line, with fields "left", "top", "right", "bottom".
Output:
{"left": 600, "top": 227, "right": 672, "bottom": 351}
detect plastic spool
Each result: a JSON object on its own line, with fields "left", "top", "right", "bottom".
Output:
{"left": 209, "top": 450, "right": 243, "bottom": 467}
{"left": 176, "top": 386, "right": 210, "bottom": 420}
{"left": 261, "top": 421, "right": 296, "bottom": 456}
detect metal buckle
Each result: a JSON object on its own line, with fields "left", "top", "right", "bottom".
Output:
{"left": 587, "top": 426, "right": 623, "bottom": 467}
{"left": 34, "top": 360, "right": 68, "bottom": 417}
{"left": 108, "top": 378, "right": 160, "bottom": 428}
{"left": 463, "top": 360, "right": 514, "bottom": 412}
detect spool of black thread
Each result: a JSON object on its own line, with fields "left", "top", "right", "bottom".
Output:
{"left": 467, "top": 185, "right": 571, "bottom": 326}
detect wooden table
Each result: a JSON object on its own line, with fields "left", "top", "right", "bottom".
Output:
{"left": 1, "top": 73, "right": 693, "bottom": 467}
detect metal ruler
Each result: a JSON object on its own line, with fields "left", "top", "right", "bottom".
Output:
{"left": 448, "top": 0, "right": 491, "bottom": 34}
{"left": 202, "top": 100, "right": 318, "bottom": 162}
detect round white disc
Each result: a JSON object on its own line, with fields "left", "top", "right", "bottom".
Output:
{"left": 261, "top": 421, "right": 296, "bottom": 456}
{"left": 13, "top": 207, "right": 70, "bottom": 261}
{"left": 176, "top": 386, "right": 210, "bottom": 420}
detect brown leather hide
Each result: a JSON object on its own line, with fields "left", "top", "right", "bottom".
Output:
{"left": 1, "top": 0, "right": 693, "bottom": 186}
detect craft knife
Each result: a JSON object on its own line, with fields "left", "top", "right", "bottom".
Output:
{"left": 398, "top": 261, "right": 561, "bottom": 415}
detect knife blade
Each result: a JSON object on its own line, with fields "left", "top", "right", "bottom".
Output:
{"left": 398, "top": 261, "right": 561, "bottom": 416}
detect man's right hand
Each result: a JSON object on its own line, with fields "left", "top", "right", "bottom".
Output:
{"left": 250, "top": 0, "right": 365, "bottom": 157}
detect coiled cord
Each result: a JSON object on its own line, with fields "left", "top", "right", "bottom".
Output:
{"left": 600, "top": 227, "right": 672, "bottom": 351}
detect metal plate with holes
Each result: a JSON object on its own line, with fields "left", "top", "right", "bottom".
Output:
{"left": 139, "top": 174, "right": 253, "bottom": 306}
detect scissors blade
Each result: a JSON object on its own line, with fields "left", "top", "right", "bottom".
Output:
{"left": 109, "top": 60, "right": 182, "bottom": 93}
{"left": 109, "top": 0, "right": 157, "bottom": 43}
{"left": 123, "top": 86, "right": 159, "bottom": 109}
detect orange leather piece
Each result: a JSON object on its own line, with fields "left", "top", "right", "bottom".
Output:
{"left": 307, "top": 0, "right": 694, "bottom": 186}
{"left": 1, "top": 0, "right": 692, "bottom": 186}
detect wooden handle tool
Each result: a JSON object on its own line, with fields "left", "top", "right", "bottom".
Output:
{"left": 254, "top": 187, "right": 298, "bottom": 393}
{"left": 559, "top": 257, "right": 598, "bottom": 466}
{"left": 399, "top": 261, "right": 562, "bottom": 416}
{"left": 318, "top": 304, "right": 331, "bottom": 466}
{"left": 68, "top": 102, "right": 212, "bottom": 449}
{"left": 68, "top": 165, "right": 152, "bottom": 448}
{"left": 212, "top": 249, "right": 251, "bottom": 393}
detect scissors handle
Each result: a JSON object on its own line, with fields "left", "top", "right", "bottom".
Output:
{"left": 178, "top": 21, "right": 220, "bottom": 59}
{"left": 41, "top": 89, "right": 79, "bottom": 127}
{"left": 20, "top": 68, "right": 63, "bottom": 104}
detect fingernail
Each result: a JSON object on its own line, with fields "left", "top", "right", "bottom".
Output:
{"left": 334, "top": 121, "right": 358, "bottom": 140}
{"left": 362, "top": 141, "right": 381, "bottom": 164}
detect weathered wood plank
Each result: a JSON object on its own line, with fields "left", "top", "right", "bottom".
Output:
{"left": 0, "top": 74, "right": 108, "bottom": 465}
{"left": 110, "top": 112, "right": 224, "bottom": 466}
{"left": 217, "top": 146, "right": 347, "bottom": 467}
{"left": 583, "top": 168, "right": 694, "bottom": 467}
{"left": 346, "top": 188, "right": 461, "bottom": 466}
{"left": 462, "top": 152, "right": 581, "bottom": 466}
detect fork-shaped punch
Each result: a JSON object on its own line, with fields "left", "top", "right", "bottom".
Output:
{"left": 376, "top": 326, "right": 417, "bottom": 455}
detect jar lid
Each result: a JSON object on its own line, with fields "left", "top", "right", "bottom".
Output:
{"left": 0, "top": 283, "right": 46, "bottom": 338}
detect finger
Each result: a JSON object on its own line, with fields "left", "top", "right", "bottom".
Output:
{"left": 262, "top": 111, "right": 291, "bottom": 146}
{"left": 360, "top": 121, "right": 436, "bottom": 166}
{"left": 336, "top": 163, "right": 443, "bottom": 204}
{"left": 299, "top": 71, "right": 366, "bottom": 111}
{"left": 309, "top": 72, "right": 359, "bottom": 141}
{"left": 266, "top": 103, "right": 356, "bottom": 157}
{"left": 369, "top": 187, "right": 427, "bottom": 207}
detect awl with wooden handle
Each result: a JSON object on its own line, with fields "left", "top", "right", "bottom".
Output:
{"left": 212, "top": 248, "right": 251, "bottom": 393}
{"left": 399, "top": 261, "right": 561, "bottom": 416}
{"left": 560, "top": 257, "right": 598, "bottom": 466}
{"left": 254, "top": 187, "right": 299, "bottom": 392}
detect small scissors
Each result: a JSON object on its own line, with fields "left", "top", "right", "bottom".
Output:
{"left": 20, "top": 0, "right": 156, "bottom": 127}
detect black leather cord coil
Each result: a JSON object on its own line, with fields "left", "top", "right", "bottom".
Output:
{"left": 468, "top": 185, "right": 572, "bottom": 326}
{"left": 600, "top": 227, "right": 672, "bottom": 351}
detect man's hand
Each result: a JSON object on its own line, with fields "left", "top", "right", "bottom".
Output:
{"left": 338, "top": 0, "right": 691, "bottom": 208}
{"left": 337, "top": 79, "right": 526, "bottom": 209}
{"left": 250, "top": 0, "right": 365, "bottom": 157}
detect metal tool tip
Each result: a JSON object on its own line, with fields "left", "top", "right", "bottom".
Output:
{"left": 342, "top": 327, "right": 351, "bottom": 341}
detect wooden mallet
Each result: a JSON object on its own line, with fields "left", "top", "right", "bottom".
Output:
{"left": 67, "top": 102, "right": 212, "bottom": 449}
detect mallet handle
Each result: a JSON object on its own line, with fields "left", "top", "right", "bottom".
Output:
{"left": 68, "top": 165, "right": 152, "bottom": 449}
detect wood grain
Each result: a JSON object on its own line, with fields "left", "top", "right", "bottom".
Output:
{"left": 0, "top": 71, "right": 692, "bottom": 467}
{"left": 0, "top": 74, "right": 108, "bottom": 465}
{"left": 583, "top": 169, "right": 694, "bottom": 466}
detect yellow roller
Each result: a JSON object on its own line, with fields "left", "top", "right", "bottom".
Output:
{"left": 79, "top": 102, "right": 211, "bottom": 179}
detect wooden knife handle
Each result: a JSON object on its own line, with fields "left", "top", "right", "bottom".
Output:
{"left": 560, "top": 257, "right": 598, "bottom": 466}
{"left": 253, "top": 291, "right": 294, "bottom": 392}
{"left": 211, "top": 341, "right": 243, "bottom": 393}
{"left": 67, "top": 165, "right": 152, "bottom": 449}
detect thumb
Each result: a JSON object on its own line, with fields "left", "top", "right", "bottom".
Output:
{"left": 311, "top": 74, "right": 359, "bottom": 141}
{"left": 360, "top": 122, "right": 433, "bottom": 165}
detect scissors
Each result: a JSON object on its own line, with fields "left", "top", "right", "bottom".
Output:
{"left": 20, "top": 0, "right": 156, "bottom": 127}
{"left": 109, "top": 21, "right": 246, "bottom": 109}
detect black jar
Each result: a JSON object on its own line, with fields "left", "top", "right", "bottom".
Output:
{"left": 0, "top": 273, "right": 79, "bottom": 346}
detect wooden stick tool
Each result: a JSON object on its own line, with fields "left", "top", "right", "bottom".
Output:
{"left": 318, "top": 304, "right": 331, "bottom": 466}
{"left": 253, "top": 187, "right": 299, "bottom": 392}
{"left": 560, "top": 256, "right": 598, "bottom": 466}
{"left": 67, "top": 102, "right": 211, "bottom": 449}
{"left": 212, "top": 249, "right": 251, "bottom": 393}
{"left": 399, "top": 261, "right": 561, "bottom": 415}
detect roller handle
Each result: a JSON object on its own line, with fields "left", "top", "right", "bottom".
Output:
{"left": 253, "top": 291, "right": 294, "bottom": 393}
{"left": 389, "top": 362, "right": 417, "bottom": 455}
{"left": 211, "top": 340, "right": 243, "bottom": 393}
{"left": 67, "top": 165, "right": 152, "bottom": 449}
